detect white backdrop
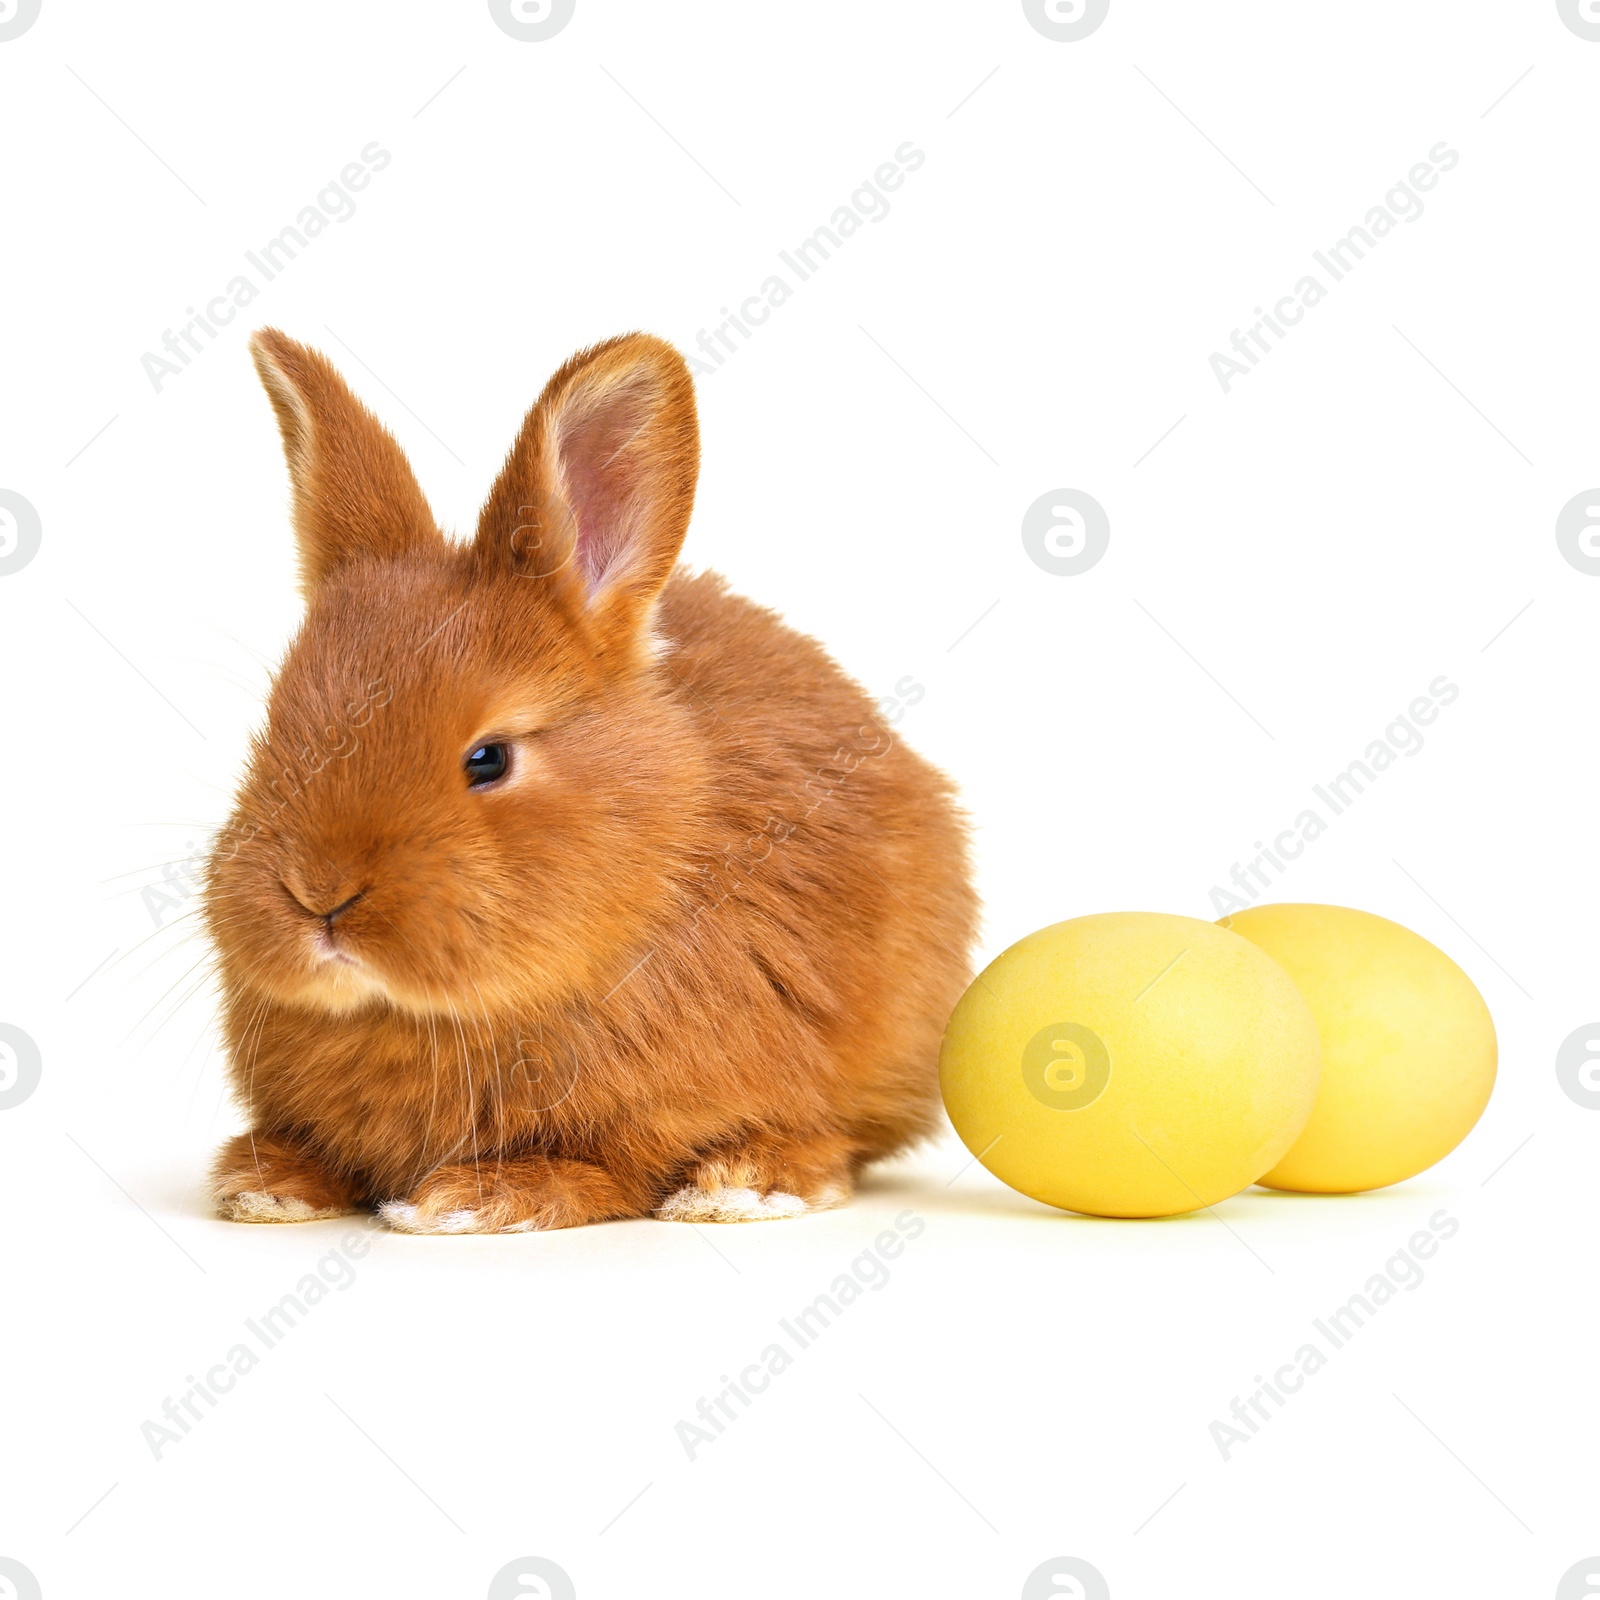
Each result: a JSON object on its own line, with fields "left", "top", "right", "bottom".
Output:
{"left": 1, "top": 2, "right": 1596, "bottom": 1597}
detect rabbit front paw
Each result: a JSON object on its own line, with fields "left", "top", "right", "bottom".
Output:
{"left": 654, "top": 1136, "right": 853, "bottom": 1223}
{"left": 379, "top": 1156, "right": 646, "bottom": 1234}
{"left": 225, "top": 1192, "right": 351, "bottom": 1223}
{"left": 655, "top": 1185, "right": 814, "bottom": 1222}
{"left": 212, "top": 1131, "right": 361, "bottom": 1223}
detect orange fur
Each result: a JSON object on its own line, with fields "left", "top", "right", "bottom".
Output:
{"left": 206, "top": 328, "right": 978, "bottom": 1231}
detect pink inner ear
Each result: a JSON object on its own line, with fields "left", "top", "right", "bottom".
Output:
{"left": 556, "top": 380, "right": 655, "bottom": 593}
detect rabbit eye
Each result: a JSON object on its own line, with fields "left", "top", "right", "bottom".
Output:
{"left": 464, "top": 742, "right": 509, "bottom": 787}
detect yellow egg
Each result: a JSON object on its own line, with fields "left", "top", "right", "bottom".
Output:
{"left": 939, "top": 912, "right": 1322, "bottom": 1218}
{"left": 1219, "top": 903, "right": 1496, "bottom": 1193}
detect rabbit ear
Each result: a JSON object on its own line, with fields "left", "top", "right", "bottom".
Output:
{"left": 475, "top": 333, "right": 699, "bottom": 654}
{"left": 248, "top": 328, "right": 440, "bottom": 594}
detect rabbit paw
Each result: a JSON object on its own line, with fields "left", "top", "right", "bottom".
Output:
{"left": 212, "top": 1131, "right": 360, "bottom": 1223}
{"left": 655, "top": 1185, "right": 815, "bottom": 1222}
{"left": 655, "top": 1142, "right": 853, "bottom": 1223}
{"left": 224, "top": 1191, "right": 350, "bottom": 1224}
{"left": 378, "top": 1201, "right": 485, "bottom": 1234}
{"left": 379, "top": 1156, "right": 643, "bottom": 1234}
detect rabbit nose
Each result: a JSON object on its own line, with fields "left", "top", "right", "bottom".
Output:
{"left": 282, "top": 876, "right": 366, "bottom": 922}
{"left": 319, "top": 890, "right": 366, "bottom": 924}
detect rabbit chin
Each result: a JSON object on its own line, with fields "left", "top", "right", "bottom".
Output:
{"left": 289, "top": 950, "right": 394, "bottom": 1013}
{"left": 283, "top": 942, "right": 509, "bottom": 1020}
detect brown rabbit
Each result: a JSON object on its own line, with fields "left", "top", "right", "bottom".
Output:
{"left": 206, "top": 328, "right": 977, "bottom": 1232}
